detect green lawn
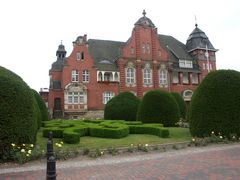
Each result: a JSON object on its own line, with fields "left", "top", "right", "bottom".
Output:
{"left": 37, "top": 127, "right": 191, "bottom": 150}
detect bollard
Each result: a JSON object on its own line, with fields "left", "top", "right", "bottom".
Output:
{"left": 46, "top": 131, "right": 57, "bottom": 180}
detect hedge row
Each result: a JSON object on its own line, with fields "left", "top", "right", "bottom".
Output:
{"left": 129, "top": 125, "right": 169, "bottom": 138}
{"left": 42, "top": 120, "right": 170, "bottom": 144}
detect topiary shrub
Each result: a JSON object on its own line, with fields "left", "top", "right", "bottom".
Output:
{"left": 32, "top": 89, "right": 49, "bottom": 124}
{"left": 171, "top": 92, "right": 187, "bottom": 119}
{"left": 0, "top": 66, "right": 38, "bottom": 160}
{"left": 104, "top": 91, "right": 140, "bottom": 121}
{"left": 189, "top": 70, "right": 240, "bottom": 137}
{"left": 63, "top": 129, "right": 80, "bottom": 144}
{"left": 137, "top": 89, "right": 180, "bottom": 127}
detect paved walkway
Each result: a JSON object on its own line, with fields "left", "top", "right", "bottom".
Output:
{"left": 1, "top": 143, "right": 240, "bottom": 180}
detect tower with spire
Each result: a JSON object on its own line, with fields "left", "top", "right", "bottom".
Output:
{"left": 186, "top": 24, "right": 217, "bottom": 78}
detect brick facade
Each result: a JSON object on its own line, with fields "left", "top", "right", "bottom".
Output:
{"left": 46, "top": 11, "right": 217, "bottom": 119}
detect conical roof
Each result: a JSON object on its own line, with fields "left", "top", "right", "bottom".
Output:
{"left": 186, "top": 24, "right": 216, "bottom": 52}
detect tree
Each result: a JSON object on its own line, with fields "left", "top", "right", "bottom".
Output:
{"left": 171, "top": 92, "right": 187, "bottom": 119}
{"left": 189, "top": 70, "right": 240, "bottom": 137}
{"left": 0, "top": 66, "right": 38, "bottom": 159}
{"left": 104, "top": 91, "right": 140, "bottom": 121}
{"left": 137, "top": 89, "right": 180, "bottom": 127}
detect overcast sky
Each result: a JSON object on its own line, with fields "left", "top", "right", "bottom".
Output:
{"left": 0, "top": 0, "right": 240, "bottom": 91}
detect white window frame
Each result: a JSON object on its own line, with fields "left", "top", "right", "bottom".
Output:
{"left": 179, "top": 60, "right": 193, "bottom": 68}
{"left": 71, "top": 70, "right": 79, "bottom": 82}
{"left": 159, "top": 69, "right": 168, "bottom": 85}
{"left": 126, "top": 67, "right": 135, "bottom": 84}
{"left": 192, "top": 73, "right": 198, "bottom": 84}
{"left": 103, "top": 91, "right": 115, "bottom": 104}
{"left": 83, "top": 70, "right": 90, "bottom": 83}
{"left": 143, "top": 68, "right": 151, "bottom": 85}
{"left": 67, "top": 91, "right": 85, "bottom": 104}
{"left": 77, "top": 52, "right": 81, "bottom": 61}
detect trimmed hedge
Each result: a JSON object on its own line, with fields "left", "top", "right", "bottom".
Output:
{"left": 63, "top": 129, "right": 80, "bottom": 144}
{"left": 104, "top": 91, "right": 140, "bottom": 121}
{"left": 171, "top": 92, "right": 187, "bottom": 119}
{"left": 89, "top": 125, "right": 129, "bottom": 139}
{"left": 137, "top": 90, "right": 180, "bottom": 127}
{"left": 189, "top": 70, "right": 240, "bottom": 137}
{"left": 42, "top": 120, "right": 170, "bottom": 143}
{"left": 0, "top": 66, "right": 38, "bottom": 159}
{"left": 129, "top": 124, "right": 169, "bottom": 138}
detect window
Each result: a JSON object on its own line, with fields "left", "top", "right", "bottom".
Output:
{"left": 209, "top": 63, "right": 212, "bottom": 70}
{"left": 67, "top": 91, "right": 85, "bottom": 104}
{"left": 103, "top": 91, "right": 115, "bottom": 104}
{"left": 71, "top": 70, "right": 79, "bottom": 82}
{"left": 143, "top": 68, "right": 151, "bottom": 85}
{"left": 83, "top": 70, "right": 89, "bottom": 83}
{"left": 104, "top": 72, "right": 113, "bottom": 81}
{"left": 179, "top": 60, "right": 193, "bottom": 68}
{"left": 131, "top": 47, "right": 135, "bottom": 55}
{"left": 183, "top": 72, "right": 189, "bottom": 84}
{"left": 192, "top": 73, "right": 198, "bottom": 84}
{"left": 76, "top": 52, "right": 84, "bottom": 60}
{"left": 142, "top": 43, "right": 146, "bottom": 54}
{"left": 172, "top": 72, "right": 179, "bottom": 84}
{"left": 81, "top": 52, "right": 84, "bottom": 60}
{"left": 159, "top": 69, "right": 168, "bottom": 85}
{"left": 126, "top": 67, "right": 135, "bottom": 84}
{"left": 146, "top": 43, "right": 150, "bottom": 54}
{"left": 203, "top": 63, "right": 205, "bottom": 70}
{"left": 77, "top": 52, "right": 81, "bottom": 60}
{"left": 158, "top": 50, "right": 162, "bottom": 57}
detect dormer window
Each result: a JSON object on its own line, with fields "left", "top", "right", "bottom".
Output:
{"left": 179, "top": 60, "right": 193, "bottom": 68}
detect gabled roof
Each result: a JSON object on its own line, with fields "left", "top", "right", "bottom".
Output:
{"left": 159, "top": 34, "right": 193, "bottom": 61}
{"left": 88, "top": 39, "right": 125, "bottom": 71}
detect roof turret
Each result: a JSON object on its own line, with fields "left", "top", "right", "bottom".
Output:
{"left": 186, "top": 24, "right": 217, "bottom": 52}
{"left": 134, "top": 10, "right": 155, "bottom": 28}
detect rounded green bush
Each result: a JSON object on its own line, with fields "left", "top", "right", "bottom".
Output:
{"left": 0, "top": 66, "right": 38, "bottom": 158}
{"left": 104, "top": 91, "right": 140, "bottom": 121}
{"left": 63, "top": 129, "right": 80, "bottom": 144}
{"left": 189, "top": 70, "right": 240, "bottom": 137}
{"left": 32, "top": 89, "right": 49, "bottom": 125}
{"left": 137, "top": 90, "right": 180, "bottom": 127}
{"left": 171, "top": 92, "right": 187, "bottom": 119}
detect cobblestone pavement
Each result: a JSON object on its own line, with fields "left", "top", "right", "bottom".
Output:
{"left": 1, "top": 143, "right": 240, "bottom": 180}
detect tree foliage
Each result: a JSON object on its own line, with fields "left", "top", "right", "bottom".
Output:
{"left": 0, "top": 66, "right": 38, "bottom": 159}
{"left": 189, "top": 70, "right": 240, "bottom": 137}
{"left": 137, "top": 90, "right": 180, "bottom": 127}
{"left": 104, "top": 91, "right": 140, "bottom": 121}
{"left": 171, "top": 92, "right": 187, "bottom": 119}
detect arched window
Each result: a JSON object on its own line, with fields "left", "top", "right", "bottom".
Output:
{"left": 159, "top": 69, "right": 168, "bottom": 85}
{"left": 126, "top": 67, "right": 135, "bottom": 84}
{"left": 143, "top": 64, "right": 152, "bottom": 85}
{"left": 114, "top": 72, "right": 119, "bottom": 81}
{"left": 71, "top": 70, "right": 79, "bottom": 82}
{"left": 98, "top": 72, "right": 103, "bottom": 81}
{"left": 83, "top": 70, "right": 89, "bottom": 83}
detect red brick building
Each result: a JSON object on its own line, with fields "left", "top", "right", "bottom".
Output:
{"left": 47, "top": 11, "right": 217, "bottom": 119}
